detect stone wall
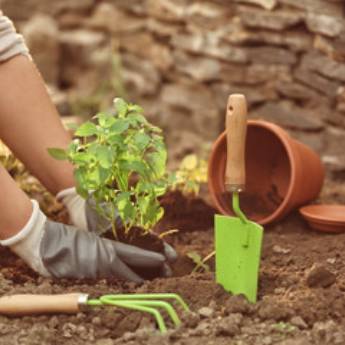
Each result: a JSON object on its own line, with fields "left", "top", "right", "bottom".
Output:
{"left": 1, "top": 0, "right": 345, "bottom": 175}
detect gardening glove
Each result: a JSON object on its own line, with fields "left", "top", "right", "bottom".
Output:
{"left": 0, "top": 200, "right": 171, "bottom": 282}
{"left": 57, "top": 187, "right": 177, "bottom": 263}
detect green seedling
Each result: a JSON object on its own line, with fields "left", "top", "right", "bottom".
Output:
{"left": 187, "top": 251, "right": 214, "bottom": 273}
{"left": 49, "top": 98, "right": 168, "bottom": 238}
{"left": 272, "top": 322, "right": 296, "bottom": 333}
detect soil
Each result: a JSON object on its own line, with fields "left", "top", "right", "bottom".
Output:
{"left": 1, "top": 180, "right": 345, "bottom": 344}
{"left": 221, "top": 184, "right": 284, "bottom": 220}
{"left": 158, "top": 190, "right": 216, "bottom": 231}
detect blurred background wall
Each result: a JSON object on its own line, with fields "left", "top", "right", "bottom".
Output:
{"left": 1, "top": 0, "right": 345, "bottom": 177}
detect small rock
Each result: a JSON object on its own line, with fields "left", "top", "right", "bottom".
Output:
{"left": 198, "top": 307, "right": 214, "bottom": 318}
{"left": 92, "top": 316, "right": 102, "bottom": 326}
{"left": 290, "top": 316, "right": 308, "bottom": 329}
{"left": 95, "top": 339, "right": 114, "bottom": 345}
{"left": 273, "top": 245, "right": 291, "bottom": 255}
{"left": 306, "top": 264, "right": 336, "bottom": 288}
{"left": 62, "top": 323, "right": 77, "bottom": 338}
{"left": 194, "top": 321, "right": 211, "bottom": 336}
{"left": 334, "top": 331, "right": 345, "bottom": 344}
{"left": 225, "top": 295, "right": 253, "bottom": 315}
{"left": 262, "top": 336, "right": 273, "bottom": 345}
{"left": 327, "top": 258, "right": 336, "bottom": 264}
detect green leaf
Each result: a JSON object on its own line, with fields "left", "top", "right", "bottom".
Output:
{"left": 128, "top": 104, "right": 143, "bottom": 114}
{"left": 110, "top": 119, "right": 129, "bottom": 134}
{"left": 48, "top": 148, "right": 68, "bottom": 160}
{"left": 72, "top": 152, "right": 94, "bottom": 164}
{"left": 133, "top": 132, "right": 150, "bottom": 150}
{"left": 96, "top": 113, "right": 116, "bottom": 128}
{"left": 116, "top": 192, "right": 135, "bottom": 221}
{"left": 114, "top": 98, "right": 128, "bottom": 117}
{"left": 128, "top": 113, "right": 147, "bottom": 125}
{"left": 75, "top": 122, "right": 98, "bottom": 137}
{"left": 95, "top": 146, "right": 112, "bottom": 169}
{"left": 122, "top": 160, "right": 148, "bottom": 177}
{"left": 147, "top": 149, "right": 167, "bottom": 178}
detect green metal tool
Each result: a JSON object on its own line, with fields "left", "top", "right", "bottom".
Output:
{"left": 0, "top": 293, "right": 190, "bottom": 333}
{"left": 215, "top": 94, "right": 263, "bottom": 303}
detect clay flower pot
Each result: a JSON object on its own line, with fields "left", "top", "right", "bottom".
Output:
{"left": 208, "top": 120, "right": 325, "bottom": 225}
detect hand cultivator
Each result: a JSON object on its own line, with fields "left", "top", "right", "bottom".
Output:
{"left": 0, "top": 293, "right": 190, "bottom": 333}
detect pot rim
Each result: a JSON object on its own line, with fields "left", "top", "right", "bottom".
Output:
{"left": 208, "top": 119, "right": 298, "bottom": 225}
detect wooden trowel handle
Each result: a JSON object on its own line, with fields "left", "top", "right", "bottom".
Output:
{"left": 0, "top": 293, "right": 88, "bottom": 316}
{"left": 225, "top": 94, "right": 247, "bottom": 192}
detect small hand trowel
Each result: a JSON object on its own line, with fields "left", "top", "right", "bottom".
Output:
{"left": 215, "top": 94, "right": 263, "bottom": 303}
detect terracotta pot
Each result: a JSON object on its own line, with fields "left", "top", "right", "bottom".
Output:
{"left": 208, "top": 120, "right": 325, "bottom": 225}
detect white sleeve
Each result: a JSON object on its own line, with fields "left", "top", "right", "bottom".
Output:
{"left": 0, "top": 12, "right": 30, "bottom": 62}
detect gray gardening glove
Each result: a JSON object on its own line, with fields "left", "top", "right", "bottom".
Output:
{"left": 57, "top": 187, "right": 177, "bottom": 263}
{"left": 0, "top": 200, "right": 170, "bottom": 282}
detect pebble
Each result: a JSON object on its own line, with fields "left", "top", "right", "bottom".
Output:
{"left": 306, "top": 264, "right": 336, "bottom": 288}
{"left": 273, "top": 245, "right": 291, "bottom": 254}
{"left": 290, "top": 316, "right": 308, "bottom": 329}
{"left": 92, "top": 316, "right": 102, "bottom": 326}
{"left": 198, "top": 307, "right": 214, "bottom": 318}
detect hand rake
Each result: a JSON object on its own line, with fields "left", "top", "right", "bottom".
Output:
{"left": 0, "top": 292, "right": 190, "bottom": 333}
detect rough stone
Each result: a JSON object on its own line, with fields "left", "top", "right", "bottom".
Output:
{"left": 301, "top": 52, "right": 345, "bottom": 82}
{"left": 211, "top": 82, "right": 277, "bottom": 110}
{"left": 87, "top": 3, "right": 145, "bottom": 33}
{"left": 171, "top": 32, "right": 248, "bottom": 63}
{"left": 278, "top": 0, "right": 343, "bottom": 17}
{"left": 306, "top": 14, "right": 345, "bottom": 38}
{"left": 238, "top": 7, "right": 302, "bottom": 30}
{"left": 122, "top": 54, "right": 161, "bottom": 96}
{"left": 173, "top": 50, "right": 221, "bottom": 82}
{"left": 246, "top": 47, "right": 297, "bottom": 65}
{"left": 59, "top": 30, "right": 110, "bottom": 88}
{"left": 185, "top": 2, "right": 234, "bottom": 29}
{"left": 275, "top": 81, "right": 322, "bottom": 102}
{"left": 306, "top": 264, "right": 336, "bottom": 288}
{"left": 294, "top": 68, "right": 340, "bottom": 98}
{"left": 225, "top": 29, "right": 312, "bottom": 52}
{"left": 147, "top": 0, "right": 187, "bottom": 22}
{"left": 254, "top": 101, "right": 324, "bottom": 131}
{"left": 233, "top": 0, "right": 277, "bottom": 10}
{"left": 22, "top": 14, "right": 59, "bottom": 85}
{"left": 120, "top": 32, "right": 173, "bottom": 72}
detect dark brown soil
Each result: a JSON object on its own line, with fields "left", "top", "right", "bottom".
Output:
{"left": 1, "top": 180, "right": 345, "bottom": 344}
{"left": 157, "top": 190, "right": 216, "bottom": 231}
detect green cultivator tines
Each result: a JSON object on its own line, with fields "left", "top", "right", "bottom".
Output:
{"left": 87, "top": 293, "right": 190, "bottom": 333}
{"left": 0, "top": 293, "right": 190, "bottom": 333}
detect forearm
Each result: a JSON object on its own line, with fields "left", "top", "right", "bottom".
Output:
{"left": 0, "top": 13, "right": 75, "bottom": 194}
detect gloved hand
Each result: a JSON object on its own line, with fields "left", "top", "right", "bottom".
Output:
{"left": 57, "top": 187, "right": 177, "bottom": 262}
{"left": 0, "top": 200, "right": 172, "bottom": 282}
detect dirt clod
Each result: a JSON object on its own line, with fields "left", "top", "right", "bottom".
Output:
{"left": 198, "top": 307, "right": 214, "bottom": 318}
{"left": 306, "top": 264, "right": 336, "bottom": 288}
{"left": 258, "top": 300, "right": 293, "bottom": 321}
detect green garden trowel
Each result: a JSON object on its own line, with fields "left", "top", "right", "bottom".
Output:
{"left": 215, "top": 94, "right": 263, "bottom": 303}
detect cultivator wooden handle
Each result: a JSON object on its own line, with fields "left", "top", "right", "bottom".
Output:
{"left": 225, "top": 94, "right": 247, "bottom": 192}
{"left": 0, "top": 293, "right": 87, "bottom": 316}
